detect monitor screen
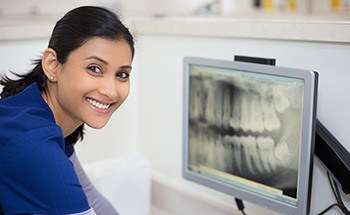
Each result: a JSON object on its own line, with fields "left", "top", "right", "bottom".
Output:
{"left": 182, "top": 57, "right": 318, "bottom": 215}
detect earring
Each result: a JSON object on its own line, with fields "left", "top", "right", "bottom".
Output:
{"left": 50, "top": 76, "right": 54, "bottom": 80}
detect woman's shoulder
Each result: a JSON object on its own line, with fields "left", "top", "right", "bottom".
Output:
{"left": 0, "top": 125, "right": 90, "bottom": 214}
{"left": 0, "top": 116, "right": 88, "bottom": 214}
{"left": 0, "top": 126, "right": 65, "bottom": 161}
{"left": 0, "top": 83, "right": 57, "bottom": 145}
{"left": 0, "top": 113, "right": 60, "bottom": 149}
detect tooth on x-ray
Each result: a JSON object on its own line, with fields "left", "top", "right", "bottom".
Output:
{"left": 230, "top": 91, "right": 242, "bottom": 130}
{"left": 215, "top": 135, "right": 227, "bottom": 171}
{"left": 222, "top": 86, "right": 231, "bottom": 129}
{"left": 205, "top": 82, "right": 216, "bottom": 125}
{"left": 257, "top": 136, "right": 277, "bottom": 173}
{"left": 240, "top": 93, "right": 251, "bottom": 132}
{"left": 214, "top": 83, "right": 224, "bottom": 127}
{"left": 274, "top": 138, "right": 292, "bottom": 166}
{"left": 257, "top": 136, "right": 272, "bottom": 174}
{"left": 262, "top": 99, "right": 281, "bottom": 132}
{"left": 250, "top": 94, "right": 265, "bottom": 133}
{"left": 233, "top": 136, "right": 243, "bottom": 174}
{"left": 190, "top": 79, "right": 201, "bottom": 120}
{"left": 243, "top": 136, "right": 265, "bottom": 175}
{"left": 206, "top": 131, "right": 217, "bottom": 168}
{"left": 273, "top": 87, "right": 290, "bottom": 113}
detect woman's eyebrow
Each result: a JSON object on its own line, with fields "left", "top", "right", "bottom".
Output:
{"left": 121, "top": 65, "right": 132, "bottom": 70}
{"left": 84, "top": 56, "right": 108, "bottom": 65}
{"left": 84, "top": 56, "right": 132, "bottom": 70}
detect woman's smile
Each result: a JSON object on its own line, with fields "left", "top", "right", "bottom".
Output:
{"left": 86, "top": 97, "right": 113, "bottom": 111}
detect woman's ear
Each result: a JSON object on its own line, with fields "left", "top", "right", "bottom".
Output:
{"left": 42, "top": 48, "right": 59, "bottom": 82}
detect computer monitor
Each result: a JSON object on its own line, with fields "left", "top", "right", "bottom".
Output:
{"left": 182, "top": 57, "right": 318, "bottom": 215}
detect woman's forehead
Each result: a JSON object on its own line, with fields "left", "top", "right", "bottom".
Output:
{"left": 68, "top": 37, "right": 133, "bottom": 64}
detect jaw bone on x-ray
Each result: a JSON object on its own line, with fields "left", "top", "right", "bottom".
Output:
{"left": 188, "top": 66, "right": 304, "bottom": 198}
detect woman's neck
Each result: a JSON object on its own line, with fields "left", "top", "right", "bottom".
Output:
{"left": 41, "top": 84, "right": 82, "bottom": 137}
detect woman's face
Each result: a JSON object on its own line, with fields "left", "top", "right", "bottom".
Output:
{"left": 55, "top": 37, "right": 133, "bottom": 129}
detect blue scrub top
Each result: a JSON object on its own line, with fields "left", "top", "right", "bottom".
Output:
{"left": 0, "top": 83, "right": 90, "bottom": 214}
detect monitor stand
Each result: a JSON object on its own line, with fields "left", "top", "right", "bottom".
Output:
{"left": 315, "top": 119, "right": 350, "bottom": 194}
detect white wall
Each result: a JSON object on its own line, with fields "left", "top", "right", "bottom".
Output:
{"left": 0, "top": 39, "right": 47, "bottom": 74}
{"left": 135, "top": 34, "right": 350, "bottom": 214}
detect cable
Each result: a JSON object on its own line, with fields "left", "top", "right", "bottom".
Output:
{"left": 318, "top": 203, "right": 339, "bottom": 215}
{"left": 317, "top": 172, "right": 350, "bottom": 215}
{"left": 235, "top": 198, "right": 247, "bottom": 215}
{"left": 328, "top": 172, "right": 349, "bottom": 214}
{"left": 333, "top": 177, "right": 350, "bottom": 215}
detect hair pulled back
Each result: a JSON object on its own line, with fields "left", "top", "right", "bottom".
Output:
{"left": 0, "top": 6, "right": 135, "bottom": 145}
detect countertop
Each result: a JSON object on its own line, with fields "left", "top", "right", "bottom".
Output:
{"left": 0, "top": 15, "right": 59, "bottom": 41}
{"left": 1, "top": 14, "right": 350, "bottom": 43}
{"left": 129, "top": 15, "right": 350, "bottom": 43}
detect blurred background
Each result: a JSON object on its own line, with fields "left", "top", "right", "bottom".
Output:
{"left": 1, "top": 0, "right": 350, "bottom": 215}
{"left": 1, "top": 0, "right": 350, "bottom": 18}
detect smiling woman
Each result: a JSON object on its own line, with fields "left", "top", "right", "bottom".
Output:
{"left": 42, "top": 37, "right": 132, "bottom": 134}
{"left": 0, "top": 6, "right": 134, "bottom": 215}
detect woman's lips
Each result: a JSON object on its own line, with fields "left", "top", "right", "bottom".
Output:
{"left": 86, "top": 97, "right": 112, "bottom": 110}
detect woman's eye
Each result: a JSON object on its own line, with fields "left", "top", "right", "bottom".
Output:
{"left": 117, "top": 71, "right": 129, "bottom": 79}
{"left": 88, "top": 66, "right": 102, "bottom": 74}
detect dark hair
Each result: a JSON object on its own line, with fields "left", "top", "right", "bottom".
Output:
{"left": 0, "top": 6, "right": 135, "bottom": 145}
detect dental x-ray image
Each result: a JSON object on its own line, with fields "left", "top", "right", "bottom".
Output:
{"left": 188, "top": 65, "right": 305, "bottom": 198}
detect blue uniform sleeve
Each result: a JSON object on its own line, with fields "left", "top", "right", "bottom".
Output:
{"left": 0, "top": 127, "right": 90, "bottom": 214}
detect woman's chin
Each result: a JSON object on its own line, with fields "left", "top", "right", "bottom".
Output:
{"left": 86, "top": 120, "right": 109, "bottom": 129}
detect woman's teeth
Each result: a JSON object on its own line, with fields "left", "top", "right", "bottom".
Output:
{"left": 86, "top": 98, "right": 110, "bottom": 110}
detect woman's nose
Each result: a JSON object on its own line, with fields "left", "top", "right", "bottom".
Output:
{"left": 99, "top": 78, "right": 119, "bottom": 101}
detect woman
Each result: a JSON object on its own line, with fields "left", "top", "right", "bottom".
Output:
{"left": 0, "top": 6, "right": 134, "bottom": 215}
